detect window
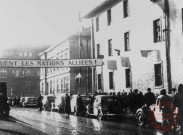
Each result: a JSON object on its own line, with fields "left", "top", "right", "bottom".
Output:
{"left": 154, "top": 63, "right": 163, "bottom": 87}
{"left": 60, "top": 79, "right": 63, "bottom": 92}
{"left": 41, "top": 83, "right": 44, "bottom": 93}
{"left": 108, "top": 39, "right": 112, "bottom": 56}
{"left": 57, "top": 79, "right": 59, "bottom": 92}
{"left": 97, "top": 44, "right": 101, "bottom": 58}
{"left": 153, "top": 19, "right": 161, "bottom": 42}
{"left": 98, "top": 74, "right": 101, "bottom": 90}
{"left": 124, "top": 31, "right": 130, "bottom": 51}
{"left": 107, "top": 9, "right": 111, "bottom": 25}
{"left": 50, "top": 81, "right": 52, "bottom": 94}
{"left": 96, "top": 17, "right": 99, "bottom": 32}
{"left": 125, "top": 68, "right": 131, "bottom": 88}
{"left": 109, "top": 72, "right": 114, "bottom": 89}
{"left": 123, "top": 0, "right": 129, "bottom": 18}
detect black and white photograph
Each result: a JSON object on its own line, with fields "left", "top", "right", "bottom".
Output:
{"left": 0, "top": 0, "right": 182, "bottom": 134}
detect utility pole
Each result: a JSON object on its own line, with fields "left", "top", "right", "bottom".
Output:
{"left": 164, "top": 0, "right": 172, "bottom": 93}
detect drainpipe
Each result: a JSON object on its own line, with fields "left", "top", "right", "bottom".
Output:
{"left": 164, "top": 0, "right": 172, "bottom": 93}
{"left": 91, "top": 19, "right": 96, "bottom": 93}
{"left": 44, "top": 52, "right": 48, "bottom": 95}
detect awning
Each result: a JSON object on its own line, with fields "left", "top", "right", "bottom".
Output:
{"left": 121, "top": 57, "right": 131, "bottom": 67}
{"left": 140, "top": 50, "right": 153, "bottom": 57}
{"left": 107, "top": 60, "right": 117, "bottom": 70}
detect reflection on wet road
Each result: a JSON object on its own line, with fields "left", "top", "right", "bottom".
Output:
{"left": 10, "top": 108, "right": 170, "bottom": 135}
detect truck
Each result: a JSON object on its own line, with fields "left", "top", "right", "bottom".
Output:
{"left": 0, "top": 82, "right": 10, "bottom": 116}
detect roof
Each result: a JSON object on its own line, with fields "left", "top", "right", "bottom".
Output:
{"left": 84, "top": 0, "right": 123, "bottom": 18}
{"left": 95, "top": 95, "right": 116, "bottom": 98}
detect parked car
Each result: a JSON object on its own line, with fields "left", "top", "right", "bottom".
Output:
{"left": 20, "top": 97, "right": 37, "bottom": 107}
{"left": 52, "top": 94, "right": 66, "bottom": 113}
{"left": 42, "top": 95, "right": 56, "bottom": 111}
{"left": 135, "top": 95, "right": 179, "bottom": 132}
{"left": 86, "top": 95, "right": 124, "bottom": 120}
{"left": 71, "top": 94, "right": 93, "bottom": 116}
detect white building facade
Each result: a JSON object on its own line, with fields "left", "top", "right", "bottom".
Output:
{"left": 40, "top": 28, "right": 93, "bottom": 96}
{"left": 85, "top": 0, "right": 183, "bottom": 94}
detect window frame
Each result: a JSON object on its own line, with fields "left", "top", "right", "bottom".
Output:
{"left": 98, "top": 74, "right": 101, "bottom": 90}
{"left": 153, "top": 18, "right": 161, "bottom": 43}
{"left": 97, "top": 44, "right": 101, "bottom": 58}
{"left": 124, "top": 31, "right": 130, "bottom": 51}
{"left": 96, "top": 17, "right": 99, "bottom": 32}
{"left": 123, "top": 0, "right": 129, "bottom": 18}
{"left": 108, "top": 39, "right": 113, "bottom": 56}
{"left": 109, "top": 71, "right": 114, "bottom": 89}
{"left": 125, "top": 68, "right": 131, "bottom": 88}
{"left": 107, "top": 9, "right": 111, "bottom": 26}
{"left": 154, "top": 62, "right": 163, "bottom": 87}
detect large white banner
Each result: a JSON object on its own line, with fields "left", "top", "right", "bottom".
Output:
{"left": 0, "top": 59, "right": 103, "bottom": 68}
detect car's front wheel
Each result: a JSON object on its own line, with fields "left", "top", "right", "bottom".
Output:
{"left": 136, "top": 111, "right": 146, "bottom": 127}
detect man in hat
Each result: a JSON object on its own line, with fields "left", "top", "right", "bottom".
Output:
{"left": 144, "top": 88, "right": 156, "bottom": 108}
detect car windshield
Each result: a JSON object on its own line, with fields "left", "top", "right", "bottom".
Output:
{"left": 47, "top": 97, "right": 55, "bottom": 101}
{"left": 81, "top": 96, "right": 91, "bottom": 101}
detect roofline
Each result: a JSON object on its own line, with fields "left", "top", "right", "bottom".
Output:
{"left": 84, "top": 0, "right": 123, "bottom": 18}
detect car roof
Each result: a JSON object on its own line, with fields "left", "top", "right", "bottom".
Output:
{"left": 95, "top": 95, "right": 116, "bottom": 98}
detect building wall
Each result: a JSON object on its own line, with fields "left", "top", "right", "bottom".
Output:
{"left": 0, "top": 46, "right": 48, "bottom": 98}
{"left": 40, "top": 28, "right": 92, "bottom": 96}
{"left": 91, "top": 0, "right": 183, "bottom": 94}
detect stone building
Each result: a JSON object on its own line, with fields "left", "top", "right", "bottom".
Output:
{"left": 40, "top": 27, "right": 93, "bottom": 96}
{"left": 0, "top": 46, "right": 49, "bottom": 97}
{"left": 85, "top": 0, "right": 183, "bottom": 94}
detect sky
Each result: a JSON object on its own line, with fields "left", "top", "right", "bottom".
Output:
{"left": 0, "top": 0, "right": 104, "bottom": 51}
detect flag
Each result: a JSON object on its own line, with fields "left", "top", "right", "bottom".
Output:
{"left": 75, "top": 72, "right": 82, "bottom": 83}
{"left": 79, "top": 33, "right": 83, "bottom": 50}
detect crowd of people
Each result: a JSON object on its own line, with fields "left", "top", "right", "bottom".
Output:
{"left": 108, "top": 88, "right": 156, "bottom": 116}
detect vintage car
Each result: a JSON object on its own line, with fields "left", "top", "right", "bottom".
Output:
{"left": 135, "top": 95, "right": 179, "bottom": 132}
{"left": 86, "top": 95, "right": 124, "bottom": 120}
{"left": 51, "top": 94, "right": 66, "bottom": 113}
{"left": 42, "top": 95, "right": 56, "bottom": 111}
{"left": 21, "top": 97, "right": 37, "bottom": 107}
{"left": 71, "top": 94, "right": 93, "bottom": 116}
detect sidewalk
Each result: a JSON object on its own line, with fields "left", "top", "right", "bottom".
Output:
{"left": 0, "top": 115, "right": 47, "bottom": 135}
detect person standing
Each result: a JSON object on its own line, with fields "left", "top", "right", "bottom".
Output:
{"left": 38, "top": 94, "right": 43, "bottom": 111}
{"left": 76, "top": 92, "right": 83, "bottom": 115}
{"left": 159, "top": 89, "right": 173, "bottom": 127}
{"left": 144, "top": 88, "right": 156, "bottom": 108}
{"left": 173, "top": 84, "right": 183, "bottom": 134}
{"left": 64, "top": 93, "right": 71, "bottom": 115}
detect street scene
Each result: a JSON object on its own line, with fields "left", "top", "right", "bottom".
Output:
{"left": 6, "top": 107, "right": 166, "bottom": 135}
{"left": 0, "top": 0, "right": 182, "bottom": 134}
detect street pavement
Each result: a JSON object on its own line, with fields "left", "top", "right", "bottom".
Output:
{"left": 0, "top": 107, "right": 177, "bottom": 135}
{"left": 0, "top": 115, "right": 47, "bottom": 135}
